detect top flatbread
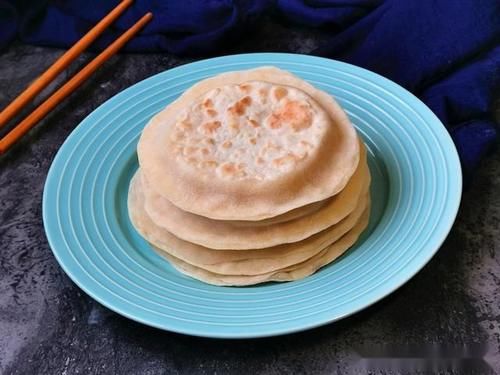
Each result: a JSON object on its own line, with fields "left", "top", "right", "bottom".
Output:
{"left": 138, "top": 67, "right": 359, "bottom": 220}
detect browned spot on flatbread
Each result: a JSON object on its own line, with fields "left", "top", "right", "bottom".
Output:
{"left": 272, "top": 153, "right": 298, "bottom": 167}
{"left": 229, "top": 121, "right": 240, "bottom": 132}
{"left": 201, "top": 160, "right": 218, "bottom": 169}
{"left": 228, "top": 96, "right": 252, "bottom": 116}
{"left": 203, "top": 138, "right": 215, "bottom": 146}
{"left": 268, "top": 113, "right": 281, "bottom": 129}
{"left": 200, "top": 121, "right": 221, "bottom": 135}
{"left": 176, "top": 120, "right": 192, "bottom": 131}
{"left": 241, "top": 96, "right": 252, "bottom": 106}
{"left": 218, "top": 162, "right": 237, "bottom": 177}
{"left": 222, "top": 140, "right": 232, "bottom": 149}
{"left": 267, "top": 100, "right": 312, "bottom": 132}
{"left": 247, "top": 117, "right": 260, "bottom": 128}
{"left": 274, "top": 87, "right": 288, "bottom": 101}
{"left": 238, "top": 83, "right": 252, "bottom": 93}
{"left": 206, "top": 108, "right": 218, "bottom": 117}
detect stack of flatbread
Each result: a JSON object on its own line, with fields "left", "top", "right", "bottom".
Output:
{"left": 128, "top": 67, "right": 371, "bottom": 286}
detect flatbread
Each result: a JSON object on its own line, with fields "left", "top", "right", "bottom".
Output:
{"left": 138, "top": 67, "right": 359, "bottom": 220}
{"left": 152, "top": 207, "right": 370, "bottom": 286}
{"left": 128, "top": 170, "right": 369, "bottom": 275}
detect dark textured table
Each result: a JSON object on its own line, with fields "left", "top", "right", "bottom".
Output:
{"left": 1, "top": 20, "right": 499, "bottom": 375}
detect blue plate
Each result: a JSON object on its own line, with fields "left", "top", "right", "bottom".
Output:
{"left": 43, "top": 53, "right": 461, "bottom": 338}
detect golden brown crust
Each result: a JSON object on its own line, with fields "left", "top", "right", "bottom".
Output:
{"left": 167, "top": 81, "right": 327, "bottom": 181}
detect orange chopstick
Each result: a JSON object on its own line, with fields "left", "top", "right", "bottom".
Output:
{"left": 0, "top": 0, "right": 133, "bottom": 128}
{"left": 0, "top": 13, "right": 153, "bottom": 155}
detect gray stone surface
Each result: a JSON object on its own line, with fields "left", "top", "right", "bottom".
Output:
{"left": 1, "top": 20, "right": 499, "bottom": 375}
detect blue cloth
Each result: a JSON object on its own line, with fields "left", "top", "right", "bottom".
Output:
{"left": 1, "top": 0, "right": 271, "bottom": 55}
{"left": 1, "top": 1, "right": 499, "bottom": 178}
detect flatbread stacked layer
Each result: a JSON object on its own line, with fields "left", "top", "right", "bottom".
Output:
{"left": 129, "top": 67, "right": 371, "bottom": 286}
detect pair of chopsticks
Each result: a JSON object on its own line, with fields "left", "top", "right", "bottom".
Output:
{"left": 0, "top": 0, "right": 152, "bottom": 155}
